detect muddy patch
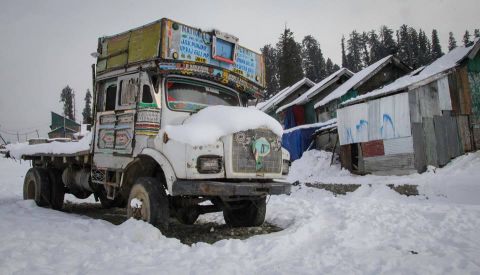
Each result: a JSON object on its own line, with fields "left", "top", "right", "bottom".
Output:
{"left": 62, "top": 201, "right": 282, "bottom": 245}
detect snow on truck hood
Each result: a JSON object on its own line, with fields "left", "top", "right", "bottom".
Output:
{"left": 163, "top": 106, "right": 283, "bottom": 146}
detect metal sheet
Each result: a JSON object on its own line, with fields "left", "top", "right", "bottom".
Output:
{"left": 423, "top": 118, "right": 438, "bottom": 166}
{"left": 368, "top": 99, "right": 381, "bottom": 140}
{"left": 338, "top": 92, "right": 410, "bottom": 145}
{"left": 409, "top": 90, "right": 421, "bottom": 123}
{"left": 437, "top": 76, "right": 452, "bottom": 111}
{"left": 361, "top": 140, "right": 384, "bottom": 157}
{"left": 433, "top": 115, "right": 449, "bottom": 166}
{"left": 383, "top": 136, "right": 414, "bottom": 155}
{"left": 378, "top": 92, "right": 411, "bottom": 140}
{"left": 412, "top": 122, "right": 427, "bottom": 172}
{"left": 337, "top": 103, "right": 369, "bottom": 145}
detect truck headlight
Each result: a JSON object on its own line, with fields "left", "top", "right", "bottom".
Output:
{"left": 282, "top": 160, "right": 290, "bottom": 175}
{"left": 197, "top": 155, "right": 223, "bottom": 174}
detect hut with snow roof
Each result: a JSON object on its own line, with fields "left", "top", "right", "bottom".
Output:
{"left": 257, "top": 78, "right": 315, "bottom": 124}
{"left": 276, "top": 68, "right": 353, "bottom": 129}
{"left": 336, "top": 39, "right": 480, "bottom": 175}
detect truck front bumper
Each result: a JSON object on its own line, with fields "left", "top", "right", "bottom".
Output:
{"left": 172, "top": 180, "right": 291, "bottom": 196}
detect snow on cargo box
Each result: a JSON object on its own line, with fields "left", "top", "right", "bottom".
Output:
{"left": 95, "top": 18, "right": 265, "bottom": 95}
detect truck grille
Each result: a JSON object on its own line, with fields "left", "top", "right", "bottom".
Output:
{"left": 232, "top": 129, "right": 282, "bottom": 174}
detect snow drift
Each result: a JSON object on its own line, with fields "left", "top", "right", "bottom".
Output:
{"left": 163, "top": 106, "right": 283, "bottom": 146}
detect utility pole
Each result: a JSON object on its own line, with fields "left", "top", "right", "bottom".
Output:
{"left": 36, "top": 130, "right": 39, "bottom": 138}
{"left": 17, "top": 132, "right": 19, "bottom": 142}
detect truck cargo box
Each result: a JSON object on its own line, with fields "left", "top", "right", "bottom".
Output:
{"left": 96, "top": 18, "right": 265, "bottom": 95}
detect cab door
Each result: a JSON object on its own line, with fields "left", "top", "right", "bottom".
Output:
{"left": 95, "top": 73, "right": 139, "bottom": 159}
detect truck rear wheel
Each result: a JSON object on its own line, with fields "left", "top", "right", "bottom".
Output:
{"left": 223, "top": 197, "right": 266, "bottom": 227}
{"left": 127, "top": 177, "right": 169, "bottom": 232}
{"left": 23, "top": 168, "right": 50, "bottom": 207}
{"left": 47, "top": 169, "right": 65, "bottom": 210}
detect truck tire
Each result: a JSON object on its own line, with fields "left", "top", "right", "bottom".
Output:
{"left": 47, "top": 169, "right": 65, "bottom": 210}
{"left": 223, "top": 197, "right": 266, "bottom": 227}
{"left": 175, "top": 207, "right": 200, "bottom": 225}
{"left": 127, "top": 177, "right": 169, "bottom": 232}
{"left": 23, "top": 168, "right": 50, "bottom": 207}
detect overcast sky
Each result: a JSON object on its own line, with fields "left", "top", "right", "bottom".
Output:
{"left": 0, "top": 0, "right": 478, "bottom": 142}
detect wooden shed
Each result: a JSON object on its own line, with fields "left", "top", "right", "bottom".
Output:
{"left": 257, "top": 78, "right": 315, "bottom": 123}
{"left": 336, "top": 39, "right": 480, "bottom": 175}
{"left": 275, "top": 68, "right": 353, "bottom": 128}
{"left": 313, "top": 55, "right": 411, "bottom": 124}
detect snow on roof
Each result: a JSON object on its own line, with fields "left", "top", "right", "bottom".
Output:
{"left": 6, "top": 132, "right": 92, "bottom": 159}
{"left": 283, "top": 118, "right": 337, "bottom": 134}
{"left": 313, "top": 55, "right": 396, "bottom": 109}
{"left": 342, "top": 39, "right": 480, "bottom": 106}
{"left": 257, "top": 78, "right": 315, "bottom": 112}
{"left": 163, "top": 106, "right": 283, "bottom": 146}
{"left": 276, "top": 68, "right": 353, "bottom": 114}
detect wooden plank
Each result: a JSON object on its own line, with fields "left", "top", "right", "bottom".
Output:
{"left": 412, "top": 122, "right": 427, "bottom": 172}
{"left": 339, "top": 144, "right": 352, "bottom": 171}
{"left": 361, "top": 140, "right": 384, "bottom": 157}
{"left": 423, "top": 118, "right": 438, "bottom": 166}
{"left": 445, "top": 115, "right": 462, "bottom": 158}
{"left": 458, "top": 66, "right": 472, "bottom": 114}
{"left": 364, "top": 153, "right": 415, "bottom": 175}
{"left": 456, "top": 115, "right": 473, "bottom": 152}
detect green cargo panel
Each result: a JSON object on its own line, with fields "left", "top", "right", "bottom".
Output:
{"left": 128, "top": 22, "right": 161, "bottom": 64}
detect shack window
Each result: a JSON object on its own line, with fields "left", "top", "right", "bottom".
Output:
{"left": 142, "top": 85, "right": 153, "bottom": 103}
{"left": 105, "top": 84, "right": 117, "bottom": 111}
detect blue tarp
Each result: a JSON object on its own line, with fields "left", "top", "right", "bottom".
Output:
{"left": 282, "top": 120, "right": 337, "bottom": 161}
{"left": 282, "top": 127, "right": 318, "bottom": 161}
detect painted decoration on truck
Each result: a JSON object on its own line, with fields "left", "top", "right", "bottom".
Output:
{"left": 162, "top": 20, "right": 264, "bottom": 87}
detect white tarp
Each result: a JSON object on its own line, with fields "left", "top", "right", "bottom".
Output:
{"left": 338, "top": 92, "right": 411, "bottom": 145}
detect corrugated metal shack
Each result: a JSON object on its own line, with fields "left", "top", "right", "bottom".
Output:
{"left": 336, "top": 39, "right": 480, "bottom": 175}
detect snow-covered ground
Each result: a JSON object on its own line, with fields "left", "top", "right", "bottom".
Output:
{"left": 1, "top": 151, "right": 480, "bottom": 274}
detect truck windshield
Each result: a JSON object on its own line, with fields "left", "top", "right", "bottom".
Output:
{"left": 166, "top": 79, "right": 240, "bottom": 112}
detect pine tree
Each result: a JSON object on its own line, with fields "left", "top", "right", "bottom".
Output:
{"left": 301, "top": 35, "right": 326, "bottom": 82}
{"left": 325, "top": 58, "right": 334, "bottom": 75}
{"left": 397, "top": 25, "right": 412, "bottom": 67}
{"left": 60, "top": 85, "right": 75, "bottom": 120}
{"left": 408, "top": 27, "right": 420, "bottom": 68}
{"left": 379, "top": 26, "right": 397, "bottom": 57}
{"left": 418, "top": 30, "right": 431, "bottom": 66}
{"left": 341, "top": 35, "right": 348, "bottom": 68}
{"left": 332, "top": 63, "right": 340, "bottom": 73}
{"left": 261, "top": 44, "right": 280, "bottom": 98}
{"left": 277, "top": 28, "right": 304, "bottom": 89}
{"left": 82, "top": 89, "right": 92, "bottom": 124}
{"left": 475, "top": 29, "right": 480, "bottom": 38}
{"left": 431, "top": 29, "right": 443, "bottom": 60}
{"left": 361, "top": 32, "right": 370, "bottom": 66}
{"left": 463, "top": 30, "right": 471, "bottom": 46}
{"left": 367, "top": 30, "right": 382, "bottom": 64}
{"left": 346, "top": 30, "right": 363, "bottom": 72}
{"left": 448, "top": 32, "right": 457, "bottom": 51}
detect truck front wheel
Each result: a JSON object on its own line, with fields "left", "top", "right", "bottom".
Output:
{"left": 126, "top": 177, "right": 169, "bottom": 232}
{"left": 223, "top": 197, "right": 266, "bottom": 227}
{"left": 23, "top": 168, "right": 50, "bottom": 207}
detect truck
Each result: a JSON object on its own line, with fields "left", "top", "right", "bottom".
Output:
{"left": 11, "top": 18, "right": 291, "bottom": 230}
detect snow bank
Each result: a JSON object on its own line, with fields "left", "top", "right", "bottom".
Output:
{"left": 164, "top": 106, "right": 283, "bottom": 146}
{"left": 6, "top": 132, "right": 92, "bottom": 159}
